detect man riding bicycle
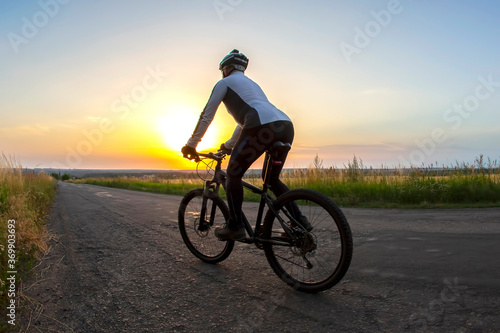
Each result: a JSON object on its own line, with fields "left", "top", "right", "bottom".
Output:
{"left": 182, "top": 49, "right": 311, "bottom": 240}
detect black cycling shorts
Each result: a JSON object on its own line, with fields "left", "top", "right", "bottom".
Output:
{"left": 227, "top": 121, "right": 294, "bottom": 178}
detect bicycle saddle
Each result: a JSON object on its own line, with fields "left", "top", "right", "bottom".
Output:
{"left": 271, "top": 141, "right": 291, "bottom": 152}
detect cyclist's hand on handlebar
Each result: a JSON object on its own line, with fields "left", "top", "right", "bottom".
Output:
{"left": 182, "top": 145, "right": 199, "bottom": 161}
{"left": 218, "top": 143, "right": 232, "bottom": 155}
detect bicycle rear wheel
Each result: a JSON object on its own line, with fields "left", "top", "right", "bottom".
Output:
{"left": 178, "top": 188, "right": 234, "bottom": 263}
{"left": 262, "top": 189, "right": 353, "bottom": 293}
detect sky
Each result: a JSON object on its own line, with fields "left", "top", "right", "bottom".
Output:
{"left": 1, "top": 0, "right": 500, "bottom": 170}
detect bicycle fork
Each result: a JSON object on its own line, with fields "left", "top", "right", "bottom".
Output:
{"left": 198, "top": 185, "right": 219, "bottom": 231}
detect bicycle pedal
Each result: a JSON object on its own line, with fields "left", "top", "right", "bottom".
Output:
{"left": 237, "top": 237, "right": 253, "bottom": 244}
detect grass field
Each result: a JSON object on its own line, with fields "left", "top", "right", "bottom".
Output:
{"left": 72, "top": 155, "right": 500, "bottom": 208}
{"left": 283, "top": 155, "right": 500, "bottom": 208}
{"left": 0, "top": 154, "right": 57, "bottom": 326}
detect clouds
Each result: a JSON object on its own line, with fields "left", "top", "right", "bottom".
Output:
{"left": 0, "top": 124, "right": 51, "bottom": 138}
{"left": 1, "top": 1, "right": 499, "bottom": 169}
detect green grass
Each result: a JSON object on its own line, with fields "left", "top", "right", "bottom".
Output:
{"left": 72, "top": 155, "right": 500, "bottom": 208}
{"left": 82, "top": 177, "right": 201, "bottom": 196}
{"left": 282, "top": 155, "right": 500, "bottom": 208}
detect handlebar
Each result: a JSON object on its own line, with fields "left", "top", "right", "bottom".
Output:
{"left": 186, "top": 149, "right": 230, "bottom": 163}
{"left": 198, "top": 150, "right": 228, "bottom": 161}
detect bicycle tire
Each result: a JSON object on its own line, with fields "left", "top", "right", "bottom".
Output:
{"left": 178, "top": 188, "right": 234, "bottom": 263}
{"left": 262, "top": 189, "right": 353, "bottom": 293}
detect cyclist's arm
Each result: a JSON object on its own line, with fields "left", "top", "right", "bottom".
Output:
{"left": 224, "top": 125, "right": 242, "bottom": 149}
{"left": 186, "top": 81, "right": 227, "bottom": 148}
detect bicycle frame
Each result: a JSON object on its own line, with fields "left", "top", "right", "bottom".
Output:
{"left": 180, "top": 146, "right": 353, "bottom": 293}
{"left": 198, "top": 149, "right": 296, "bottom": 246}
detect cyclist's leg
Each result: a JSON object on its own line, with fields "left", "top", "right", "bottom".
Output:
{"left": 260, "top": 121, "right": 294, "bottom": 197}
{"left": 264, "top": 122, "right": 312, "bottom": 230}
{"left": 226, "top": 128, "right": 267, "bottom": 229}
{"left": 266, "top": 122, "right": 293, "bottom": 196}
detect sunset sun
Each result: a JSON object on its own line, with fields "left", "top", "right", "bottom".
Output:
{"left": 158, "top": 108, "right": 218, "bottom": 153}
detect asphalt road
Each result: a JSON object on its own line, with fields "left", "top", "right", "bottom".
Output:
{"left": 20, "top": 182, "right": 500, "bottom": 332}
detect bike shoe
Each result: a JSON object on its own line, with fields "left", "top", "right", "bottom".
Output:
{"left": 214, "top": 226, "right": 246, "bottom": 240}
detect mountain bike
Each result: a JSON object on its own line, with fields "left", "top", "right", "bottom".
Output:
{"left": 178, "top": 142, "right": 353, "bottom": 293}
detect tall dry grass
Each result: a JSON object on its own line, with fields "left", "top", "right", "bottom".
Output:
{"left": 282, "top": 155, "right": 500, "bottom": 207}
{"left": 0, "top": 153, "right": 57, "bottom": 316}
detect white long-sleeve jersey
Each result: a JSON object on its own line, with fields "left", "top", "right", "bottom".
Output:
{"left": 186, "top": 71, "right": 291, "bottom": 149}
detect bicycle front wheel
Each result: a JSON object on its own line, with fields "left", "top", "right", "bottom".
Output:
{"left": 262, "top": 189, "right": 353, "bottom": 293}
{"left": 178, "top": 188, "right": 234, "bottom": 263}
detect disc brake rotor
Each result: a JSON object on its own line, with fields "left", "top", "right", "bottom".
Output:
{"left": 194, "top": 218, "right": 209, "bottom": 237}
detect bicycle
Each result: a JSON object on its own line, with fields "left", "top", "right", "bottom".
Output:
{"left": 178, "top": 142, "right": 353, "bottom": 293}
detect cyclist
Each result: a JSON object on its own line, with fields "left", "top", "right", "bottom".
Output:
{"left": 182, "top": 49, "right": 311, "bottom": 240}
